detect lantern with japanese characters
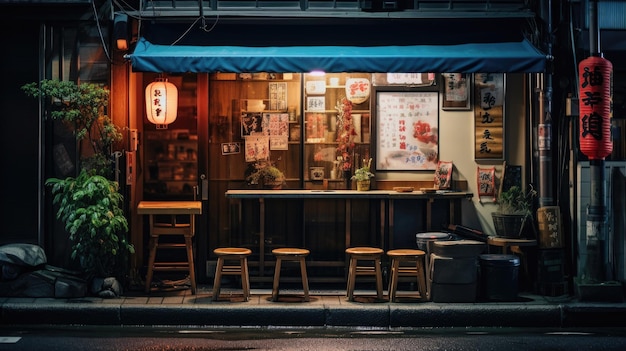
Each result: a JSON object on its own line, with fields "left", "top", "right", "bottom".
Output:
{"left": 145, "top": 78, "right": 178, "bottom": 128}
{"left": 578, "top": 55, "right": 613, "bottom": 159}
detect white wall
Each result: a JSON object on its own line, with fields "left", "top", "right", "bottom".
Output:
{"left": 378, "top": 73, "right": 529, "bottom": 235}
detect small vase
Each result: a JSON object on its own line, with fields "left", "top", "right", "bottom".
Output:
{"left": 356, "top": 180, "right": 370, "bottom": 191}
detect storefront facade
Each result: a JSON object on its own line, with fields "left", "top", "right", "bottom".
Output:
{"left": 118, "top": 2, "right": 547, "bottom": 284}
{"left": 3, "top": 1, "right": 625, "bottom": 295}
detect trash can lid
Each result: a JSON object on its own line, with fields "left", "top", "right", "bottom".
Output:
{"left": 416, "top": 232, "right": 450, "bottom": 240}
{"left": 479, "top": 254, "right": 520, "bottom": 266}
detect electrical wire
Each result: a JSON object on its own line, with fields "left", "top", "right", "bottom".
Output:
{"left": 91, "top": 0, "right": 111, "bottom": 63}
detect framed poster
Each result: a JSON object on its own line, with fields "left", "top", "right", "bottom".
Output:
{"left": 442, "top": 73, "right": 471, "bottom": 110}
{"left": 375, "top": 91, "right": 439, "bottom": 170}
{"left": 474, "top": 73, "right": 505, "bottom": 160}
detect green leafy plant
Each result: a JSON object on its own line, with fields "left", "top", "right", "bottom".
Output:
{"left": 46, "top": 169, "right": 134, "bottom": 278}
{"left": 351, "top": 158, "right": 374, "bottom": 181}
{"left": 23, "top": 80, "right": 132, "bottom": 281}
{"left": 22, "top": 80, "right": 122, "bottom": 175}
{"left": 496, "top": 185, "right": 537, "bottom": 216}
{"left": 246, "top": 161, "right": 285, "bottom": 188}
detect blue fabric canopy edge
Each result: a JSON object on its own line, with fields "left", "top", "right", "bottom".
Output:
{"left": 128, "top": 37, "right": 546, "bottom": 73}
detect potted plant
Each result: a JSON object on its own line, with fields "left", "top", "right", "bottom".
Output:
{"left": 351, "top": 158, "right": 374, "bottom": 191}
{"left": 22, "top": 80, "right": 134, "bottom": 288}
{"left": 246, "top": 161, "right": 286, "bottom": 189}
{"left": 492, "top": 185, "right": 537, "bottom": 238}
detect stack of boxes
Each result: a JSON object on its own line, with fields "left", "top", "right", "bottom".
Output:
{"left": 428, "top": 240, "right": 486, "bottom": 302}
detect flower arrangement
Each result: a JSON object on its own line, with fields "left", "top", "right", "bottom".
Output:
{"left": 336, "top": 97, "right": 357, "bottom": 172}
{"left": 351, "top": 158, "right": 374, "bottom": 181}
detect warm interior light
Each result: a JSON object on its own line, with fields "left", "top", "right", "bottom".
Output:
{"left": 309, "top": 70, "right": 326, "bottom": 76}
{"left": 113, "top": 13, "right": 129, "bottom": 51}
{"left": 145, "top": 78, "right": 178, "bottom": 129}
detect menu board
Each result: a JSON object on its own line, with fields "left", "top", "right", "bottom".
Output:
{"left": 375, "top": 91, "right": 439, "bottom": 170}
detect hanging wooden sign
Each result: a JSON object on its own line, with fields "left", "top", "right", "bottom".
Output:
{"left": 474, "top": 73, "right": 505, "bottom": 160}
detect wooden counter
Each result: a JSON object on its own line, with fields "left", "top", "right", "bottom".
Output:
{"left": 225, "top": 190, "right": 472, "bottom": 282}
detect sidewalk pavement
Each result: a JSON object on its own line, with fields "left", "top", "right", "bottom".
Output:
{"left": 2, "top": 285, "right": 626, "bottom": 328}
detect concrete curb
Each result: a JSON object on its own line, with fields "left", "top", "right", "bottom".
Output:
{"left": 3, "top": 300, "right": 626, "bottom": 328}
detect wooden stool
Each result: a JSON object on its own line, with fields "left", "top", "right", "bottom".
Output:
{"left": 271, "top": 248, "right": 310, "bottom": 302}
{"left": 145, "top": 217, "right": 196, "bottom": 294}
{"left": 212, "top": 247, "right": 252, "bottom": 301}
{"left": 345, "top": 247, "right": 384, "bottom": 302}
{"left": 387, "top": 249, "right": 428, "bottom": 302}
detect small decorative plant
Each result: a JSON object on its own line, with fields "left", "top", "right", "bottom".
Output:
{"left": 496, "top": 185, "right": 537, "bottom": 216}
{"left": 351, "top": 158, "right": 374, "bottom": 181}
{"left": 492, "top": 185, "right": 537, "bottom": 238}
{"left": 246, "top": 161, "right": 285, "bottom": 188}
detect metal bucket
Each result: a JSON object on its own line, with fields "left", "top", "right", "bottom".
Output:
{"left": 416, "top": 232, "right": 453, "bottom": 257}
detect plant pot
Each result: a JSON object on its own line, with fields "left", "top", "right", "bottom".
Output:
{"left": 356, "top": 180, "right": 370, "bottom": 191}
{"left": 491, "top": 213, "right": 527, "bottom": 238}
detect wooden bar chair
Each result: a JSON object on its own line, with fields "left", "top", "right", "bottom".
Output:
{"left": 212, "top": 247, "right": 252, "bottom": 301}
{"left": 271, "top": 248, "right": 310, "bottom": 302}
{"left": 387, "top": 249, "right": 428, "bottom": 302}
{"left": 145, "top": 215, "right": 196, "bottom": 294}
{"left": 345, "top": 247, "right": 384, "bottom": 302}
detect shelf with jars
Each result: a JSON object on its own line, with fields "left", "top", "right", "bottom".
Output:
{"left": 303, "top": 73, "right": 372, "bottom": 183}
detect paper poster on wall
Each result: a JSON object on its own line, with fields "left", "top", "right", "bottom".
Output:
{"left": 265, "top": 113, "right": 289, "bottom": 137}
{"left": 241, "top": 113, "right": 263, "bottom": 137}
{"left": 244, "top": 136, "right": 269, "bottom": 162}
{"left": 477, "top": 166, "right": 496, "bottom": 203}
{"left": 270, "top": 136, "right": 288, "bottom": 150}
{"left": 375, "top": 91, "right": 439, "bottom": 170}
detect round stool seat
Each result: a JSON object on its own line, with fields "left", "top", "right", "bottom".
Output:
{"left": 272, "top": 248, "right": 310, "bottom": 256}
{"left": 214, "top": 247, "right": 252, "bottom": 256}
{"left": 212, "top": 247, "right": 252, "bottom": 302}
{"left": 345, "top": 247, "right": 384, "bottom": 256}
{"left": 386, "top": 248, "right": 428, "bottom": 302}
{"left": 271, "top": 247, "right": 310, "bottom": 302}
{"left": 387, "top": 249, "right": 426, "bottom": 258}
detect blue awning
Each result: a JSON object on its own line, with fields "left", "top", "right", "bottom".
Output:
{"left": 128, "top": 37, "right": 546, "bottom": 74}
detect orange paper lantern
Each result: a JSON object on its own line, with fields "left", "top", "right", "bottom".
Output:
{"left": 145, "top": 78, "right": 178, "bottom": 128}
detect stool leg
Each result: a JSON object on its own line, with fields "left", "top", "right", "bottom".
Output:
{"left": 241, "top": 257, "right": 250, "bottom": 301}
{"left": 145, "top": 235, "right": 158, "bottom": 293}
{"left": 374, "top": 257, "right": 383, "bottom": 300}
{"left": 389, "top": 259, "right": 400, "bottom": 302}
{"left": 299, "top": 257, "right": 310, "bottom": 302}
{"left": 212, "top": 257, "right": 224, "bottom": 301}
{"left": 346, "top": 257, "right": 357, "bottom": 301}
{"left": 184, "top": 235, "right": 196, "bottom": 295}
{"left": 416, "top": 256, "right": 427, "bottom": 301}
{"left": 272, "top": 257, "right": 283, "bottom": 302}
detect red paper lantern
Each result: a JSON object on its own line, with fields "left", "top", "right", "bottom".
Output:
{"left": 578, "top": 55, "right": 613, "bottom": 159}
{"left": 145, "top": 78, "right": 178, "bottom": 129}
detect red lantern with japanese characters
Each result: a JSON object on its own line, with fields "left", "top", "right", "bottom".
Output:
{"left": 578, "top": 55, "right": 613, "bottom": 159}
{"left": 145, "top": 78, "right": 178, "bottom": 128}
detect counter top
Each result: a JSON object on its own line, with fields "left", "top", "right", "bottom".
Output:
{"left": 137, "top": 201, "right": 202, "bottom": 215}
{"left": 225, "top": 189, "right": 472, "bottom": 199}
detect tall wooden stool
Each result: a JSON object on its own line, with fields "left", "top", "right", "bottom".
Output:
{"left": 345, "top": 247, "right": 384, "bottom": 302}
{"left": 212, "top": 247, "right": 252, "bottom": 301}
{"left": 145, "top": 218, "right": 196, "bottom": 294}
{"left": 387, "top": 249, "right": 428, "bottom": 302}
{"left": 271, "top": 248, "right": 310, "bottom": 302}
